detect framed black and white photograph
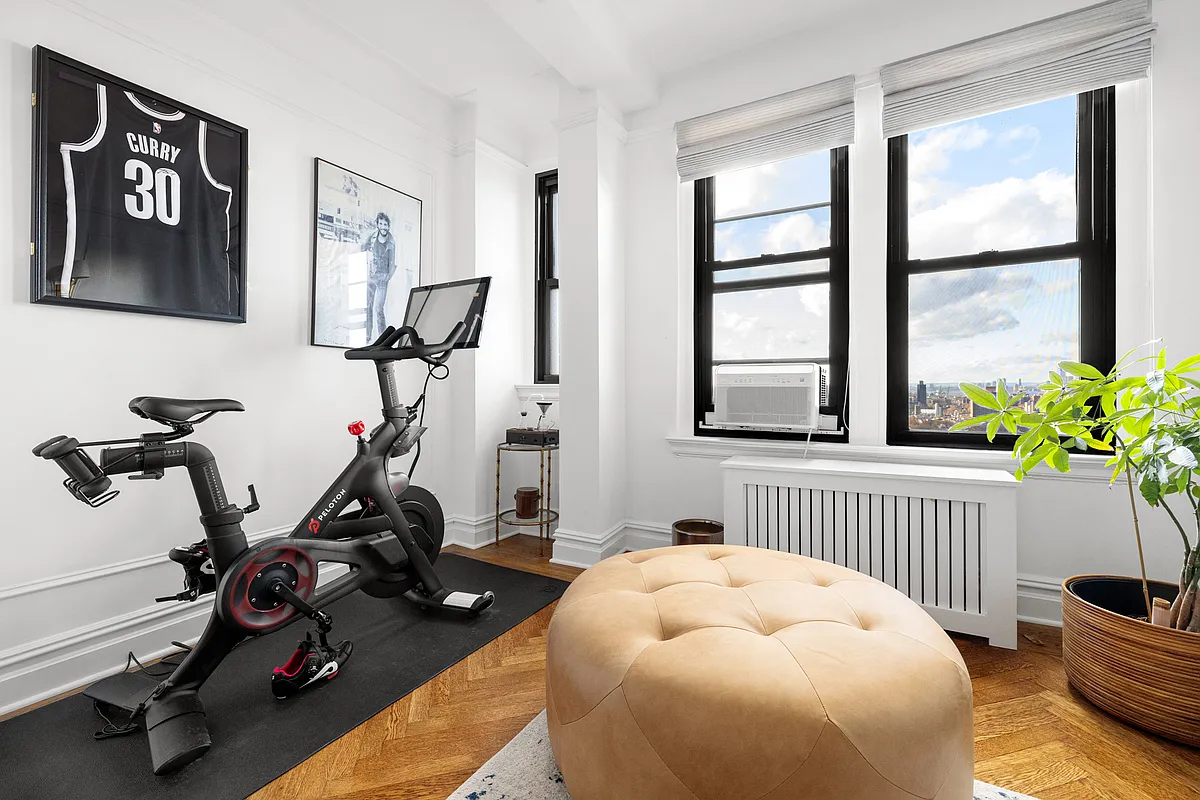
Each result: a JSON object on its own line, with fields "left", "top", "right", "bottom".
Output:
{"left": 30, "top": 47, "right": 248, "bottom": 322}
{"left": 311, "top": 158, "right": 422, "bottom": 348}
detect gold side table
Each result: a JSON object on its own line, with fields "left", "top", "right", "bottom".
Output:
{"left": 494, "top": 442, "right": 559, "bottom": 548}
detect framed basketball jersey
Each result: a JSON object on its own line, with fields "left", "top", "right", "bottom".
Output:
{"left": 31, "top": 47, "right": 248, "bottom": 322}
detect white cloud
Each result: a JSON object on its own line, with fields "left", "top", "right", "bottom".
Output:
{"left": 715, "top": 309, "right": 758, "bottom": 336}
{"left": 713, "top": 289, "right": 829, "bottom": 360}
{"left": 764, "top": 212, "right": 829, "bottom": 254}
{"left": 997, "top": 124, "right": 1039, "bottom": 145}
{"left": 909, "top": 122, "right": 990, "bottom": 179}
{"left": 796, "top": 285, "right": 827, "bottom": 318}
{"left": 714, "top": 162, "right": 779, "bottom": 218}
{"left": 997, "top": 124, "right": 1041, "bottom": 164}
{"left": 909, "top": 169, "right": 1075, "bottom": 260}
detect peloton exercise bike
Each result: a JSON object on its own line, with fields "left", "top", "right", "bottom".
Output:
{"left": 33, "top": 277, "right": 494, "bottom": 776}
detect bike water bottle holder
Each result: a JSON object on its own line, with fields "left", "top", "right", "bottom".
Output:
{"left": 31, "top": 436, "right": 119, "bottom": 508}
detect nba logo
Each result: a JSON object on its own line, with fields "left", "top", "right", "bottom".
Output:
{"left": 153, "top": 122, "right": 162, "bottom": 134}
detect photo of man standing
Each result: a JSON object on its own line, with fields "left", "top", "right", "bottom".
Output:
{"left": 361, "top": 211, "right": 397, "bottom": 341}
{"left": 312, "top": 159, "right": 421, "bottom": 349}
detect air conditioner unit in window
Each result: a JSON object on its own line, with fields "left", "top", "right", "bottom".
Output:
{"left": 714, "top": 363, "right": 827, "bottom": 432}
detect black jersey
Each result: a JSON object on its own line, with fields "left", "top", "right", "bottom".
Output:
{"left": 58, "top": 85, "right": 234, "bottom": 315}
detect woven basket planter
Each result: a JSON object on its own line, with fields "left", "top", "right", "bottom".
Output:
{"left": 1062, "top": 575, "right": 1200, "bottom": 747}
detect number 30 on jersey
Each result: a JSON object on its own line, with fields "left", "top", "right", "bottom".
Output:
{"left": 124, "top": 158, "right": 181, "bottom": 226}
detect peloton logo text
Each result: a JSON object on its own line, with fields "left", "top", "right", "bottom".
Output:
{"left": 308, "top": 488, "right": 348, "bottom": 532}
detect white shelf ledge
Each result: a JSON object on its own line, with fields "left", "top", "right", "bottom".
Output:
{"left": 667, "top": 435, "right": 1114, "bottom": 484}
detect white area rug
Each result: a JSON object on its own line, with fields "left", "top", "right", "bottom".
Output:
{"left": 448, "top": 711, "right": 1037, "bottom": 800}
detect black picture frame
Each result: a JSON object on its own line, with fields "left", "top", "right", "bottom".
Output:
{"left": 30, "top": 46, "right": 248, "bottom": 322}
{"left": 310, "top": 158, "right": 423, "bottom": 349}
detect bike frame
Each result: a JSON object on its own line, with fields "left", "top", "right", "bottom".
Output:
{"left": 109, "top": 360, "right": 438, "bottom": 698}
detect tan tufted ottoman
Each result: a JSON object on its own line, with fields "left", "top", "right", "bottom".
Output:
{"left": 546, "top": 546, "right": 973, "bottom": 800}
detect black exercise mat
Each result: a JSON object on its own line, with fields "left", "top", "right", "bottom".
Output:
{"left": 0, "top": 555, "right": 567, "bottom": 800}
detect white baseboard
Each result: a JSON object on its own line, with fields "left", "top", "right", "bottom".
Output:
{"left": 1017, "top": 574, "right": 1064, "bottom": 627}
{"left": 622, "top": 520, "right": 673, "bottom": 551}
{"left": 0, "top": 524, "right": 307, "bottom": 718}
{"left": 549, "top": 521, "right": 627, "bottom": 568}
{"left": 444, "top": 513, "right": 537, "bottom": 549}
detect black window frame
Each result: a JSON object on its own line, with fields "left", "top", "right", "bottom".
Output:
{"left": 885, "top": 87, "right": 1117, "bottom": 449}
{"left": 693, "top": 147, "right": 850, "bottom": 441}
{"left": 534, "top": 169, "right": 559, "bottom": 384}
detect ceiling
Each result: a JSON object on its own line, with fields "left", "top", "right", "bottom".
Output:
{"left": 195, "top": 0, "right": 898, "bottom": 156}
{"left": 606, "top": 0, "right": 884, "bottom": 76}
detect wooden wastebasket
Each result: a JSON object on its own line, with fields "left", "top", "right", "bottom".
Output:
{"left": 672, "top": 519, "right": 725, "bottom": 546}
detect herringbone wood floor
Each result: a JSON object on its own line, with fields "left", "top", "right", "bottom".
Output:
{"left": 249, "top": 535, "right": 1200, "bottom": 800}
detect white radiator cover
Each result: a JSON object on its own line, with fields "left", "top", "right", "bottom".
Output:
{"left": 721, "top": 456, "right": 1019, "bottom": 648}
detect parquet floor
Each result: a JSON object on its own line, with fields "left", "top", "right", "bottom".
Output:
{"left": 250, "top": 535, "right": 1200, "bottom": 799}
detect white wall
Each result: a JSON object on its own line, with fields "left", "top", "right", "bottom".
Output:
{"left": 618, "top": 0, "right": 1198, "bottom": 625}
{"left": 444, "top": 131, "right": 546, "bottom": 549}
{"left": 0, "top": 0, "right": 459, "bottom": 712}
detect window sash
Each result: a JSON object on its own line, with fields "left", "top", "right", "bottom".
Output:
{"left": 885, "top": 89, "right": 1115, "bottom": 449}
{"left": 535, "top": 170, "right": 559, "bottom": 384}
{"left": 694, "top": 148, "right": 850, "bottom": 440}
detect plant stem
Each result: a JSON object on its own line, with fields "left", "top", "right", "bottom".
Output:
{"left": 1161, "top": 498, "right": 1195, "bottom": 554}
{"left": 1125, "top": 466, "right": 1153, "bottom": 619}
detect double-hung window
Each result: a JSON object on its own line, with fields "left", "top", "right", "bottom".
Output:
{"left": 886, "top": 89, "right": 1116, "bottom": 447}
{"left": 534, "top": 170, "right": 559, "bottom": 384}
{"left": 694, "top": 148, "right": 850, "bottom": 439}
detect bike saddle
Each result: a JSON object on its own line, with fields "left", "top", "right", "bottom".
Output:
{"left": 129, "top": 397, "right": 244, "bottom": 427}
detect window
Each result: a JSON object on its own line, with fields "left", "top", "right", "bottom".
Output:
{"left": 535, "top": 170, "right": 559, "bottom": 383}
{"left": 886, "top": 89, "right": 1116, "bottom": 447}
{"left": 694, "top": 148, "right": 850, "bottom": 439}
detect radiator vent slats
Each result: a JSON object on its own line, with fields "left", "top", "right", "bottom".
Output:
{"left": 721, "top": 456, "right": 1019, "bottom": 649}
{"left": 744, "top": 485, "right": 983, "bottom": 614}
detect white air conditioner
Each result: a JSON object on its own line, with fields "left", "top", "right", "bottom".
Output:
{"left": 714, "top": 363, "right": 827, "bottom": 431}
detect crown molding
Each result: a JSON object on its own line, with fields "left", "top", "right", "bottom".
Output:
{"left": 452, "top": 139, "right": 528, "bottom": 171}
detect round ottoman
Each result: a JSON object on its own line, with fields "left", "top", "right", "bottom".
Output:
{"left": 546, "top": 545, "right": 973, "bottom": 800}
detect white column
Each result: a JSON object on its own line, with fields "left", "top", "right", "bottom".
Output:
{"left": 444, "top": 106, "right": 536, "bottom": 549}
{"left": 847, "top": 80, "right": 888, "bottom": 446}
{"left": 552, "top": 90, "right": 628, "bottom": 567}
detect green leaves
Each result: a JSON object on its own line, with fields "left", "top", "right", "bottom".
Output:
{"left": 961, "top": 382, "right": 1002, "bottom": 411}
{"left": 1061, "top": 361, "right": 1105, "bottom": 380}
{"left": 1140, "top": 474, "right": 1162, "bottom": 506}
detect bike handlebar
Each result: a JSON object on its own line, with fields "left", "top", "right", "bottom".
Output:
{"left": 343, "top": 322, "right": 467, "bottom": 364}
{"left": 32, "top": 435, "right": 113, "bottom": 501}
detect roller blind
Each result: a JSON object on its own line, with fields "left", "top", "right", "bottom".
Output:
{"left": 881, "top": 0, "right": 1155, "bottom": 137}
{"left": 676, "top": 76, "right": 855, "bottom": 181}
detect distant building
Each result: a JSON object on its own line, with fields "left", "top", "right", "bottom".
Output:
{"left": 916, "top": 380, "right": 928, "bottom": 409}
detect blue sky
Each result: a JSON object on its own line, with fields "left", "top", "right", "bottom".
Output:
{"left": 710, "top": 94, "right": 1081, "bottom": 384}
{"left": 906, "top": 95, "right": 1079, "bottom": 383}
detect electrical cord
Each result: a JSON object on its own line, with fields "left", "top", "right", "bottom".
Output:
{"left": 92, "top": 642, "right": 194, "bottom": 739}
{"left": 405, "top": 362, "right": 449, "bottom": 482}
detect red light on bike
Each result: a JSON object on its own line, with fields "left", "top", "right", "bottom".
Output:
{"left": 348, "top": 421, "right": 366, "bottom": 436}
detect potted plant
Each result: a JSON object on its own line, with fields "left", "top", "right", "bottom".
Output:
{"left": 954, "top": 345, "right": 1200, "bottom": 747}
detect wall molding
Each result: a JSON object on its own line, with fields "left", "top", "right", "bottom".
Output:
{"left": 515, "top": 384, "right": 560, "bottom": 403}
{"left": 1017, "top": 574, "right": 1065, "bottom": 627}
{"left": 452, "top": 140, "right": 529, "bottom": 172}
{"left": 549, "top": 521, "right": 626, "bottom": 568}
{"left": 0, "top": 525, "right": 291, "bottom": 603}
{"left": 445, "top": 513, "right": 523, "bottom": 550}
{"left": 666, "top": 436, "right": 1115, "bottom": 484}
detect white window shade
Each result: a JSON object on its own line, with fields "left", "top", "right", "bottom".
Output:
{"left": 676, "top": 76, "right": 855, "bottom": 181}
{"left": 881, "top": 0, "right": 1155, "bottom": 137}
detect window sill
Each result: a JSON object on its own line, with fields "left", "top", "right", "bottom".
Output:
{"left": 665, "top": 435, "right": 1114, "bottom": 484}
{"left": 516, "top": 384, "right": 560, "bottom": 403}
